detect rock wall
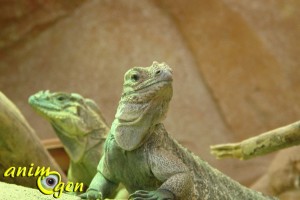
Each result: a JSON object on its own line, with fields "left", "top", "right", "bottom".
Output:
{"left": 0, "top": 0, "right": 299, "bottom": 187}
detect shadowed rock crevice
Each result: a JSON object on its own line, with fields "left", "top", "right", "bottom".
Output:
{"left": 0, "top": 0, "right": 86, "bottom": 53}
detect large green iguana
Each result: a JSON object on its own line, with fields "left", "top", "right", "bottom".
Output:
{"left": 28, "top": 91, "right": 109, "bottom": 188}
{"left": 80, "top": 61, "right": 277, "bottom": 200}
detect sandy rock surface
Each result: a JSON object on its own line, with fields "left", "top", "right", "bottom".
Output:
{"left": 0, "top": 182, "right": 80, "bottom": 200}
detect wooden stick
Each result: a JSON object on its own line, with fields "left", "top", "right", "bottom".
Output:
{"left": 210, "top": 120, "right": 300, "bottom": 160}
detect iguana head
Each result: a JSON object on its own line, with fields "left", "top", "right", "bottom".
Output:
{"left": 112, "top": 61, "right": 173, "bottom": 151}
{"left": 29, "top": 90, "right": 107, "bottom": 137}
{"left": 121, "top": 61, "right": 173, "bottom": 104}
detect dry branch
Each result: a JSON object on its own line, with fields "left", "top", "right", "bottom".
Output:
{"left": 210, "top": 120, "right": 300, "bottom": 160}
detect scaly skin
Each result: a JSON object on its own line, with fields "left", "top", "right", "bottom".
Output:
{"left": 29, "top": 91, "right": 109, "bottom": 188}
{"left": 80, "top": 61, "right": 277, "bottom": 200}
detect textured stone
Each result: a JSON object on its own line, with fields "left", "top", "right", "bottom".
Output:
{"left": 252, "top": 146, "right": 300, "bottom": 199}
{"left": 154, "top": 0, "right": 300, "bottom": 140}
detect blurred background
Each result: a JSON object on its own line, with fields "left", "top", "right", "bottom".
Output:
{"left": 0, "top": 0, "right": 299, "bottom": 188}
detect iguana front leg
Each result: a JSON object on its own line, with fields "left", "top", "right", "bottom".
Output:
{"left": 129, "top": 149, "right": 193, "bottom": 200}
{"left": 79, "top": 171, "right": 119, "bottom": 200}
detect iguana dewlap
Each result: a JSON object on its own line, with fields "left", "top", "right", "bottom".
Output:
{"left": 80, "top": 61, "right": 277, "bottom": 200}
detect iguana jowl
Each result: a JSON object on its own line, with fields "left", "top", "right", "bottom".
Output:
{"left": 80, "top": 61, "right": 277, "bottom": 200}
{"left": 29, "top": 91, "right": 109, "bottom": 187}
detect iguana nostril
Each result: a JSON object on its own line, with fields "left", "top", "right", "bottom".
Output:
{"left": 155, "top": 70, "right": 161, "bottom": 75}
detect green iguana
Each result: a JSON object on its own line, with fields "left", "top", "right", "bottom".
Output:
{"left": 28, "top": 91, "right": 109, "bottom": 188}
{"left": 79, "top": 61, "right": 276, "bottom": 200}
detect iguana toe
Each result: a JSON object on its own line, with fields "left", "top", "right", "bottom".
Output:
{"left": 78, "top": 189, "right": 103, "bottom": 200}
{"left": 129, "top": 189, "right": 175, "bottom": 200}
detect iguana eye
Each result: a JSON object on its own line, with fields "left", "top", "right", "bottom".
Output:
{"left": 57, "top": 96, "right": 65, "bottom": 101}
{"left": 131, "top": 74, "right": 140, "bottom": 82}
{"left": 155, "top": 70, "right": 161, "bottom": 75}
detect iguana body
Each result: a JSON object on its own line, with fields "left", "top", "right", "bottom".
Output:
{"left": 81, "top": 62, "right": 276, "bottom": 200}
{"left": 29, "top": 91, "right": 109, "bottom": 187}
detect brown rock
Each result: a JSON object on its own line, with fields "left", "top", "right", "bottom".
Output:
{"left": 252, "top": 146, "right": 300, "bottom": 198}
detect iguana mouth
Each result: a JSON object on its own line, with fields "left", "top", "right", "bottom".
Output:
{"left": 29, "top": 96, "right": 61, "bottom": 111}
{"left": 29, "top": 94, "right": 77, "bottom": 120}
{"left": 124, "top": 80, "right": 172, "bottom": 96}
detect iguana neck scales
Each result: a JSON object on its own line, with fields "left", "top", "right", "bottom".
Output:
{"left": 81, "top": 61, "right": 277, "bottom": 200}
{"left": 29, "top": 91, "right": 109, "bottom": 186}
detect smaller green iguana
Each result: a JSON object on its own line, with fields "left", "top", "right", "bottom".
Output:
{"left": 80, "top": 61, "right": 277, "bottom": 200}
{"left": 29, "top": 91, "right": 109, "bottom": 188}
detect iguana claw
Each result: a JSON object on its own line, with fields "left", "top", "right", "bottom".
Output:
{"left": 129, "top": 189, "right": 175, "bottom": 200}
{"left": 78, "top": 189, "right": 103, "bottom": 200}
